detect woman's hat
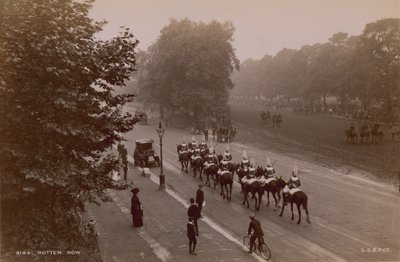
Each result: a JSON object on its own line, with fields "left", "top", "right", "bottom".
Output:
{"left": 131, "top": 187, "right": 140, "bottom": 194}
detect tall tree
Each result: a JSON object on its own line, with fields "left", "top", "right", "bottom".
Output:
{"left": 355, "top": 18, "right": 400, "bottom": 120}
{"left": 137, "top": 18, "right": 239, "bottom": 121}
{"left": 0, "top": 0, "right": 138, "bottom": 258}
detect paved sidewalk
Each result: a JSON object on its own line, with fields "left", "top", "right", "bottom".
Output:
{"left": 86, "top": 156, "right": 260, "bottom": 262}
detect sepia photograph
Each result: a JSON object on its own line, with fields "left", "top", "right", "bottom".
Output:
{"left": 1, "top": 0, "right": 399, "bottom": 261}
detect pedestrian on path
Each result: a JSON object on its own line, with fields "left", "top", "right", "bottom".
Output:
{"left": 119, "top": 144, "right": 128, "bottom": 180}
{"left": 187, "top": 217, "right": 198, "bottom": 255}
{"left": 131, "top": 188, "right": 143, "bottom": 227}
{"left": 187, "top": 198, "right": 200, "bottom": 236}
{"left": 204, "top": 128, "right": 208, "bottom": 141}
{"left": 196, "top": 185, "right": 204, "bottom": 217}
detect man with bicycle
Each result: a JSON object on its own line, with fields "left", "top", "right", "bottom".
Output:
{"left": 248, "top": 214, "right": 264, "bottom": 254}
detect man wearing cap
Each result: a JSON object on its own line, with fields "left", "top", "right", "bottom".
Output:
{"left": 187, "top": 198, "right": 200, "bottom": 236}
{"left": 187, "top": 217, "right": 198, "bottom": 255}
{"left": 196, "top": 185, "right": 204, "bottom": 218}
{"left": 247, "top": 214, "right": 264, "bottom": 254}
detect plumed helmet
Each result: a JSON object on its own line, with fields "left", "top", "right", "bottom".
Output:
{"left": 292, "top": 165, "right": 298, "bottom": 176}
{"left": 266, "top": 157, "right": 271, "bottom": 166}
{"left": 242, "top": 150, "right": 248, "bottom": 160}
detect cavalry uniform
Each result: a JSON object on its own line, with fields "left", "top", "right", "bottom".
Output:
{"left": 224, "top": 150, "right": 232, "bottom": 161}
{"left": 288, "top": 174, "right": 301, "bottom": 189}
{"left": 191, "top": 148, "right": 202, "bottom": 162}
{"left": 204, "top": 153, "right": 217, "bottom": 171}
{"left": 178, "top": 144, "right": 189, "bottom": 160}
{"left": 241, "top": 167, "right": 257, "bottom": 185}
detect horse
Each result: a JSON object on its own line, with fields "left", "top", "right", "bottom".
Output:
{"left": 200, "top": 147, "right": 209, "bottom": 160}
{"left": 260, "top": 111, "right": 270, "bottom": 124}
{"left": 345, "top": 128, "right": 357, "bottom": 144}
{"left": 359, "top": 125, "right": 370, "bottom": 144}
{"left": 279, "top": 185, "right": 310, "bottom": 224}
{"left": 203, "top": 163, "right": 219, "bottom": 189}
{"left": 263, "top": 176, "right": 286, "bottom": 210}
{"left": 192, "top": 157, "right": 204, "bottom": 180}
{"left": 177, "top": 145, "right": 190, "bottom": 173}
{"left": 243, "top": 181, "right": 264, "bottom": 211}
{"left": 236, "top": 166, "right": 248, "bottom": 193}
{"left": 219, "top": 169, "right": 233, "bottom": 201}
{"left": 371, "top": 123, "right": 383, "bottom": 143}
{"left": 389, "top": 125, "right": 400, "bottom": 141}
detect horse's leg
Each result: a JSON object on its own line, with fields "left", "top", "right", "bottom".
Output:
{"left": 229, "top": 183, "right": 232, "bottom": 201}
{"left": 290, "top": 202, "right": 294, "bottom": 220}
{"left": 220, "top": 181, "right": 224, "bottom": 197}
{"left": 304, "top": 197, "right": 310, "bottom": 223}
{"left": 279, "top": 204, "right": 285, "bottom": 217}
{"left": 272, "top": 192, "right": 278, "bottom": 211}
{"left": 199, "top": 168, "right": 203, "bottom": 181}
{"left": 296, "top": 203, "right": 302, "bottom": 224}
{"left": 180, "top": 160, "right": 184, "bottom": 170}
{"left": 266, "top": 191, "right": 270, "bottom": 206}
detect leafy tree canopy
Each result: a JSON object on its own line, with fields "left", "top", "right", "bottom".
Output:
{"left": 0, "top": 0, "right": 139, "bottom": 257}
{"left": 137, "top": 18, "right": 239, "bottom": 120}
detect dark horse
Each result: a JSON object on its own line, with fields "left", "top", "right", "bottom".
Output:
{"left": 359, "top": 125, "right": 370, "bottom": 144}
{"left": 204, "top": 163, "right": 219, "bottom": 188}
{"left": 279, "top": 186, "right": 310, "bottom": 224}
{"left": 263, "top": 176, "right": 286, "bottom": 210}
{"left": 236, "top": 166, "right": 248, "bottom": 193}
{"left": 371, "top": 123, "right": 383, "bottom": 143}
{"left": 219, "top": 164, "right": 235, "bottom": 201}
{"left": 177, "top": 145, "right": 191, "bottom": 173}
{"left": 260, "top": 111, "right": 270, "bottom": 124}
{"left": 192, "top": 157, "right": 204, "bottom": 180}
{"left": 243, "top": 181, "right": 264, "bottom": 211}
{"left": 345, "top": 128, "right": 357, "bottom": 144}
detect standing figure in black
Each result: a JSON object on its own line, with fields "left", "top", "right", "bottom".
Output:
{"left": 248, "top": 214, "right": 264, "bottom": 254}
{"left": 187, "top": 198, "right": 200, "bottom": 236}
{"left": 204, "top": 128, "right": 209, "bottom": 141}
{"left": 196, "top": 185, "right": 204, "bottom": 217}
{"left": 130, "top": 188, "right": 143, "bottom": 227}
{"left": 187, "top": 217, "right": 198, "bottom": 255}
{"left": 119, "top": 143, "right": 128, "bottom": 180}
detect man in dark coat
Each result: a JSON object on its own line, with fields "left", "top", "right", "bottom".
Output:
{"left": 195, "top": 185, "right": 204, "bottom": 217}
{"left": 119, "top": 144, "right": 128, "bottom": 180}
{"left": 247, "top": 214, "right": 264, "bottom": 254}
{"left": 131, "top": 188, "right": 143, "bottom": 227}
{"left": 187, "top": 198, "right": 200, "bottom": 236}
{"left": 187, "top": 217, "right": 197, "bottom": 255}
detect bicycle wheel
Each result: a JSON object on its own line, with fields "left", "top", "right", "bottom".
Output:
{"left": 243, "top": 236, "right": 251, "bottom": 249}
{"left": 259, "top": 242, "right": 272, "bottom": 260}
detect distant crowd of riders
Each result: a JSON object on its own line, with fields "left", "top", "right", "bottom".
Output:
{"left": 345, "top": 121, "right": 400, "bottom": 144}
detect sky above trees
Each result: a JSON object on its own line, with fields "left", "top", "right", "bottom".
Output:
{"left": 89, "top": 0, "right": 399, "bottom": 61}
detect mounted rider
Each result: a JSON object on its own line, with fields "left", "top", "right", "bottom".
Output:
{"left": 240, "top": 150, "right": 251, "bottom": 170}
{"left": 178, "top": 141, "right": 189, "bottom": 161}
{"left": 189, "top": 136, "right": 198, "bottom": 153}
{"left": 220, "top": 147, "right": 232, "bottom": 168}
{"left": 218, "top": 158, "right": 231, "bottom": 176}
{"left": 203, "top": 147, "right": 218, "bottom": 171}
{"left": 265, "top": 157, "right": 275, "bottom": 178}
{"left": 288, "top": 165, "right": 301, "bottom": 189}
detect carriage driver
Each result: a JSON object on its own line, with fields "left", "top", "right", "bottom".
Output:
{"left": 288, "top": 165, "right": 301, "bottom": 188}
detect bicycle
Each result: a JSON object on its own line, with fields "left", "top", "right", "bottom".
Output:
{"left": 243, "top": 234, "right": 272, "bottom": 261}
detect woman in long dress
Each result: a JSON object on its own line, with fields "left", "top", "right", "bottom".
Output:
{"left": 131, "top": 187, "right": 143, "bottom": 227}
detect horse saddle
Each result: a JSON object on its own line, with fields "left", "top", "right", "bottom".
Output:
{"left": 265, "top": 177, "right": 276, "bottom": 185}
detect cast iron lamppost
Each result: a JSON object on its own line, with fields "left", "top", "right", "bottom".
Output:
{"left": 156, "top": 122, "right": 165, "bottom": 190}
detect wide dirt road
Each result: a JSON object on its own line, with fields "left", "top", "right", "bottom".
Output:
{"left": 125, "top": 118, "right": 400, "bottom": 262}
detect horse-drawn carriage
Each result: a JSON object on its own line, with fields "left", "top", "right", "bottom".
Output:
{"left": 217, "top": 127, "right": 231, "bottom": 142}
{"left": 133, "top": 139, "right": 160, "bottom": 167}
{"left": 134, "top": 110, "right": 148, "bottom": 125}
